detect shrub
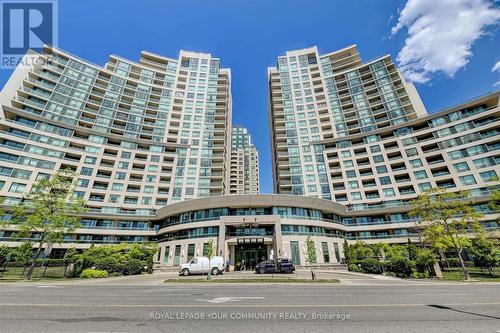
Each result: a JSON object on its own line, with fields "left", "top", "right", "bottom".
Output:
{"left": 80, "top": 268, "right": 108, "bottom": 279}
{"left": 412, "top": 271, "right": 430, "bottom": 279}
{"left": 385, "top": 257, "right": 414, "bottom": 277}
{"left": 415, "top": 249, "right": 437, "bottom": 273}
{"left": 470, "top": 236, "right": 499, "bottom": 274}
{"left": 94, "top": 257, "right": 123, "bottom": 274}
{"left": 348, "top": 263, "right": 361, "bottom": 272}
{"left": 446, "top": 258, "right": 475, "bottom": 267}
{"left": 71, "top": 243, "right": 156, "bottom": 277}
{"left": 347, "top": 242, "right": 381, "bottom": 261}
{"left": 359, "top": 258, "right": 384, "bottom": 274}
{"left": 34, "top": 258, "right": 65, "bottom": 267}
{"left": 123, "top": 258, "right": 144, "bottom": 275}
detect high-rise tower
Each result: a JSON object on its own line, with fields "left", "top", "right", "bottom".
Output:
{"left": 230, "top": 125, "right": 259, "bottom": 194}
{"left": 268, "top": 45, "right": 427, "bottom": 199}
{"left": 0, "top": 46, "right": 232, "bottom": 217}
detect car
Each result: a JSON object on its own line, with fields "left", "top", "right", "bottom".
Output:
{"left": 255, "top": 258, "right": 295, "bottom": 274}
{"left": 179, "top": 256, "right": 224, "bottom": 276}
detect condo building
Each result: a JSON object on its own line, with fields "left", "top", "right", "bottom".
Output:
{"left": 268, "top": 45, "right": 427, "bottom": 198}
{"left": 0, "top": 45, "right": 498, "bottom": 269}
{"left": 230, "top": 125, "right": 260, "bottom": 194}
{"left": 0, "top": 46, "right": 232, "bottom": 250}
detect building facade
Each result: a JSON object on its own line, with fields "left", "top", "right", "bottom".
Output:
{"left": 230, "top": 125, "right": 260, "bottom": 194}
{"left": 268, "top": 45, "right": 427, "bottom": 197}
{"left": 157, "top": 90, "right": 500, "bottom": 268}
{"left": 0, "top": 45, "right": 498, "bottom": 268}
{"left": 0, "top": 46, "right": 232, "bottom": 247}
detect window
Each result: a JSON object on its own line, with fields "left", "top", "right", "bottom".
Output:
{"left": 479, "top": 170, "right": 497, "bottom": 182}
{"left": 115, "top": 172, "right": 126, "bottom": 180}
{"left": 307, "top": 185, "right": 317, "bottom": 192}
{"left": 9, "top": 182, "right": 26, "bottom": 193}
{"left": 373, "top": 155, "right": 384, "bottom": 163}
{"left": 84, "top": 157, "right": 97, "bottom": 164}
{"left": 376, "top": 165, "right": 388, "bottom": 174}
{"left": 290, "top": 241, "right": 301, "bottom": 265}
{"left": 348, "top": 181, "right": 359, "bottom": 189}
{"left": 351, "top": 192, "right": 362, "bottom": 200}
{"left": 414, "top": 170, "right": 428, "bottom": 180}
{"left": 36, "top": 173, "right": 50, "bottom": 180}
{"left": 341, "top": 150, "right": 352, "bottom": 158}
{"left": 473, "top": 157, "right": 495, "bottom": 169}
{"left": 346, "top": 170, "right": 356, "bottom": 178}
{"left": 379, "top": 176, "right": 391, "bottom": 185}
{"left": 418, "top": 182, "right": 432, "bottom": 192}
{"left": 453, "top": 162, "right": 470, "bottom": 173}
{"left": 80, "top": 167, "right": 93, "bottom": 176}
{"left": 409, "top": 159, "right": 423, "bottom": 168}
{"left": 187, "top": 244, "right": 195, "bottom": 261}
{"left": 77, "top": 179, "right": 89, "bottom": 188}
{"left": 121, "top": 151, "right": 132, "bottom": 159}
{"left": 459, "top": 175, "right": 477, "bottom": 186}
{"left": 118, "top": 162, "right": 129, "bottom": 169}
{"left": 383, "top": 188, "right": 395, "bottom": 197}
{"left": 405, "top": 148, "right": 418, "bottom": 157}
{"left": 111, "top": 183, "right": 123, "bottom": 191}
{"left": 343, "top": 160, "right": 354, "bottom": 167}
{"left": 370, "top": 145, "right": 381, "bottom": 153}
{"left": 322, "top": 242, "right": 330, "bottom": 263}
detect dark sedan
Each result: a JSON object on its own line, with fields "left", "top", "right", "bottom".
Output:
{"left": 255, "top": 258, "right": 295, "bottom": 274}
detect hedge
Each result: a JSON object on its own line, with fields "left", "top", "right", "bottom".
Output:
{"left": 80, "top": 268, "right": 109, "bottom": 279}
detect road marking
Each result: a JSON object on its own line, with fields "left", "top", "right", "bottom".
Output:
{"left": 0, "top": 302, "right": 498, "bottom": 308}
{"left": 197, "top": 296, "right": 264, "bottom": 304}
{"left": 413, "top": 293, "right": 473, "bottom": 296}
{"left": 35, "top": 285, "right": 62, "bottom": 288}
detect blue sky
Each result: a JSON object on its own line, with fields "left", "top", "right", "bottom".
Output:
{"left": 1, "top": 0, "right": 499, "bottom": 193}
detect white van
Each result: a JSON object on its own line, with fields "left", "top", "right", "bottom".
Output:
{"left": 179, "top": 256, "right": 224, "bottom": 276}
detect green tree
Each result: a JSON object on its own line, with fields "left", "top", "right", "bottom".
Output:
{"left": 470, "top": 234, "right": 499, "bottom": 274}
{"left": 489, "top": 185, "right": 499, "bottom": 219}
{"left": 205, "top": 239, "right": 216, "bottom": 280}
{"left": 305, "top": 236, "right": 317, "bottom": 280}
{"left": 414, "top": 248, "right": 437, "bottom": 275}
{"left": 2, "top": 169, "right": 87, "bottom": 279}
{"left": 62, "top": 247, "right": 77, "bottom": 277}
{"left": 305, "top": 236, "right": 317, "bottom": 263}
{"left": 343, "top": 239, "right": 350, "bottom": 264}
{"left": 0, "top": 245, "right": 12, "bottom": 276}
{"left": 12, "top": 241, "right": 34, "bottom": 275}
{"left": 0, "top": 245, "right": 11, "bottom": 263}
{"left": 407, "top": 239, "right": 418, "bottom": 261}
{"left": 409, "top": 188, "right": 483, "bottom": 280}
{"left": 349, "top": 241, "right": 380, "bottom": 261}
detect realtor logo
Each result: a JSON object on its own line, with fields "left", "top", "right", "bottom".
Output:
{"left": 1, "top": 0, "right": 57, "bottom": 68}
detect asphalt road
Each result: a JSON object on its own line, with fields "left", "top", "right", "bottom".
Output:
{"left": 0, "top": 281, "right": 499, "bottom": 333}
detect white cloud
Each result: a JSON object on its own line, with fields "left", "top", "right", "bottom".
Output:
{"left": 391, "top": 0, "right": 500, "bottom": 84}
{"left": 493, "top": 60, "right": 500, "bottom": 86}
{"left": 493, "top": 60, "right": 500, "bottom": 72}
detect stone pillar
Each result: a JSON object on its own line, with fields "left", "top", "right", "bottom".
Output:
{"left": 273, "top": 217, "right": 282, "bottom": 259}
{"left": 217, "top": 219, "right": 226, "bottom": 260}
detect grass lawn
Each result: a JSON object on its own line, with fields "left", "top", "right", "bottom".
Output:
{"left": 0, "top": 266, "right": 66, "bottom": 281}
{"left": 165, "top": 278, "right": 339, "bottom": 283}
{"left": 441, "top": 267, "right": 500, "bottom": 282}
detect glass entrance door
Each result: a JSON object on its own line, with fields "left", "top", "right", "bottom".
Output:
{"left": 234, "top": 244, "right": 267, "bottom": 271}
